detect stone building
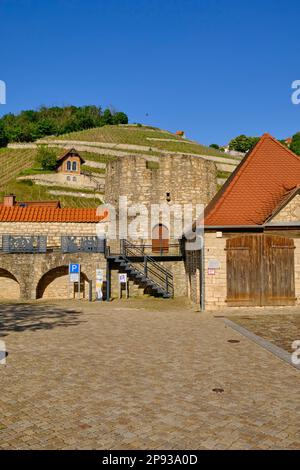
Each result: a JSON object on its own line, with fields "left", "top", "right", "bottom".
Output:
{"left": 0, "top": 150, "right": 219, "bottom": 302}
{"left": 105, "top": 152, "right": 216, "bottom": 246}
{"left": 18, "top": 148, "right": 105, "bottom": 191}
{"left": 0, "top": 203, "right": 108, "bottom": 300}
{"left": 104, "top": 152, "right": 217, "bottom": 297}
{"left": 185, "top": 133, "right": 300, "bottom": 309}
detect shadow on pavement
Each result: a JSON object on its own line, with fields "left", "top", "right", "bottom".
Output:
{"left": 0, "top": 303, "right": 82, "bottom": 337}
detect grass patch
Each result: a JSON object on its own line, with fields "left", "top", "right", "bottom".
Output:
{"left": 82, "top": 165, "right": 105, "bottom": 175}
{"left": 217, "top": 170, "right": 231, "bottom": 179}
{"left": 19, "top": 167, "right": 54, "bottom": 176}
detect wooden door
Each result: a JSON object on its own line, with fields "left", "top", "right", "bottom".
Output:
{"left": 152, "top": 224, "right": 169, "bottom": 253}
{"left": 226, "top": 235, "right": 261, "bottom": 306}
{"left": 262, "top": 235, "right": 295, "bottom": 305}
{"left": 226, "top": 234, "right": 295, "bottom": 306}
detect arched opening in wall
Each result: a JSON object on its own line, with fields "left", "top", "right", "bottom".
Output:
{"left": 152, "top": 224, "right": 169, "bottom": 254}
{"left": 0, "top": 269, "right": 20, "bottom": 299}
{"left": 36, "top": 266, "right": 90, "bottom": 300}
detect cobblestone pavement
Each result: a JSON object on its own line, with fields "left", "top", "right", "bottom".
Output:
{"left": 227, "top": 309, "right": 300, "bottom": 353}
{"left": 0, "top": 298, "right": 300, "bottom": 450}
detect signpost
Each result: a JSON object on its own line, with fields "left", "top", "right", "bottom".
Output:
{"left": 69, "top": 263, "right": 80, "bottom": 299}
{"left": 118, "top": 273, "right": 128, "bottom": 299}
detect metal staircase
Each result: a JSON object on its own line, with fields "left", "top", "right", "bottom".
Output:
{"left": 107, "top": 239, "right": 174, "bottom": 298}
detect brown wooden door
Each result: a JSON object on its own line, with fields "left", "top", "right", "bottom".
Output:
{"left": 262, "top": 235, "right": 295, "bottom": 306}
{"left": 152, "top": 224, "right": 169, "bottom": 253}
{"left": 226, "top": 235, "right": 261, "bottom": 306}
{"left": 226, "top": 234, "right": 295, "bottom": 306}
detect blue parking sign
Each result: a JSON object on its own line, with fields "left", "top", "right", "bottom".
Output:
{"left": 69, "top": 263, "right": 80, "bottom": 274}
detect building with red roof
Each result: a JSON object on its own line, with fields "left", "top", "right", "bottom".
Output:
{"left": 185, "top": 133, "right": 300, "bottom": 309}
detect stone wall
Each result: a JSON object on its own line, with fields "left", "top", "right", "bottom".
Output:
{"left": 105, "top": 153, "right": 217, "bottom": 210}
{"left": 203, "top": 233, "right": 227, "bottom": 309}
{"left": 0, "top": 277, "right": 20, "bottom": 299}
{"left": 184, "top": 232, "right": 227, "bottom": 309}
{"left": 0, "top": 252, "right": 106, "bottom": 300}
{"left": 19, "top": 172, "right": 105, "bottom": 191}
{"left": 271, "top": 194, "right": 300, "bottom": 223}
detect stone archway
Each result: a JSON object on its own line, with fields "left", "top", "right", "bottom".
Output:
{"left": 0, "top": 268, "right": 21, "bottom": 299}
{"left": 36, "top": 265, "right": 89, "bottom": 300}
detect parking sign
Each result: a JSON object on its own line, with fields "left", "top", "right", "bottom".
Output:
{"left": 69, "top": 263, "right": 80, "bottom": 282}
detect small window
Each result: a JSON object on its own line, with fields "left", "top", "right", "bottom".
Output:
{"left": 73, "top": 176, "right": 77, "bottom": 182}
{"left": 67, "top": 176, "right": 71, "bottom": 181}
{"left": 67, "top": 161, "right": 71, "bottom": 171}
{"left": 72, "top": 161, "right": 77, "bottom": 171}
{"left": 146, "top": 160, "right": 159, "bottom": 170}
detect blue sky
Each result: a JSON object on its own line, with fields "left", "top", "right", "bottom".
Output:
{"left": 1, "top": 0, "right": 300, "bottom": 145}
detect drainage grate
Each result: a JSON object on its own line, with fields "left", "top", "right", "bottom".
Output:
{"left": 212, "top": 388, "right": 224, "bottom": 393}
{"left": 228, "top": 339, "right": 240, "bottom": 343}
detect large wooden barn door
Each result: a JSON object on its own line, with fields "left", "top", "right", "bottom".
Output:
{"left": 226, "top": 234, "right": 295, "bottom": 307}
{"left": 226, "top": 235, "right": 261, "bottom": 306}
{"left": 262, "top": 235, "right": 295, "bottom": 306}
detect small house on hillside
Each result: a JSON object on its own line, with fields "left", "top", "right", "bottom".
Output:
{"left": 56, "top": 148, "right": 85, "bottom": 176}
{"left": 175, "top": 130, "right": 186, "bottom": 138}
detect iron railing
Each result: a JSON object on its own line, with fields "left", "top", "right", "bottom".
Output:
{"left": 61, "top": 236, "right": 106, "bottom": 253}
{"left": 0, "top": 235, "right": 106, "bottom": 253}
{"left": 135, "top": 243, "right": 182, "bottom": 257}
{"left": 121, "top": 239, "right": 174, "bottom": 297}
{"left": 2, "top": 235, "right": 47, "bottom": 253}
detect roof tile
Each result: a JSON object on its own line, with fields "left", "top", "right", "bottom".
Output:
{"left": 0, "top": 206, "right": 108, "bottom": 223}
{"left": 205, "top": 134, "right": 300, "bottom": 226}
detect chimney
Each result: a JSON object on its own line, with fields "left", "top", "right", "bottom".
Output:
{"left": 3, "top": 194, "right": 16, "bottom": 207}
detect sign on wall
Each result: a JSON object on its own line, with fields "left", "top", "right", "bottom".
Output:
{"left": 208, "top": 259, "right": 221, "bottom": 269}
{"left": 119, "top": 273, "right": 127, "bottom": 284}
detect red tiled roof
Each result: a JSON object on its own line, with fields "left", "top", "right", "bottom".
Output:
{"left": 0, "top": 206, "right": 108, "bottom": 223}
{"left": 205, "top": 133, "right": 300, "bottom": 226}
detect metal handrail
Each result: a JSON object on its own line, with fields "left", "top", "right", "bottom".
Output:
{"left": 120, "top": 239, "right": 174, "bottom": 297}
{"left": 122, "top": 240, "right": 173, "bottom": 276}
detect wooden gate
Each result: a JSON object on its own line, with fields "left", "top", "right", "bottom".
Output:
{"left": 226, "top": 234, "right": 295, "bottom": 306}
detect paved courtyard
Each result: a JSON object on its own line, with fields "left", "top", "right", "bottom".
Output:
{"left": 227, "top": 310, "right": 300, "bottom": 353}
{"left": 0, "top": 298, "right": 300, "bottom": 450}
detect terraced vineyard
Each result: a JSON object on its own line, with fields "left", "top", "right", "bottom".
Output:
{"left": 44, "top": 124, "right": 229, "bottom": 158}
{"left": 0, "top": 148, "right": 102, "bottom": 207}
{"left": 0, "top": 148, "right": 37, "bottom": 188}
{"left": 1, "top": 124, "right": 240, "bottom": 207}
